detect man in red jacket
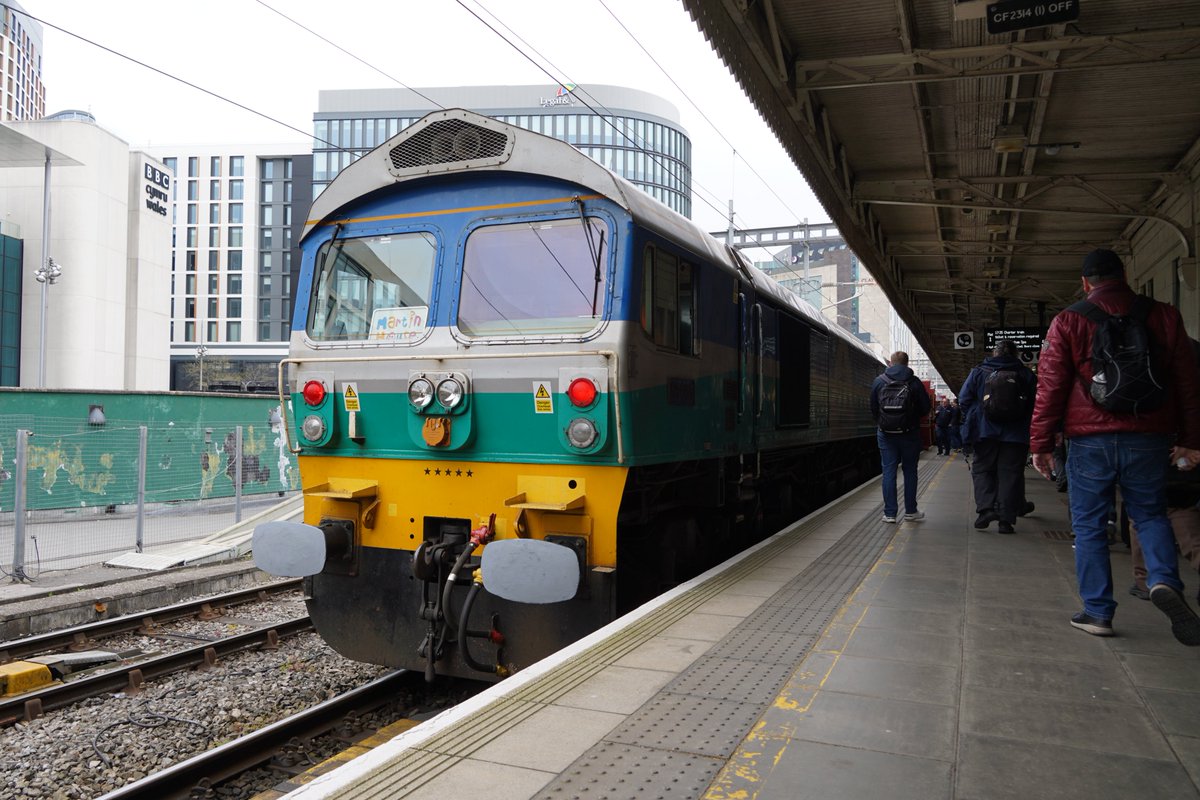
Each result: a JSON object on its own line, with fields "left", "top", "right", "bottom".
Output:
{"left": 1031, "top": 248, "right": 1200, "bottom": 645}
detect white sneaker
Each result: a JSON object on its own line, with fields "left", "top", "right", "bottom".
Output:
{"left": 882, "top": 514, "right": 897, "bottom": 523}
{"left": 903, "top": 511, "right": 925, "bottom": 521}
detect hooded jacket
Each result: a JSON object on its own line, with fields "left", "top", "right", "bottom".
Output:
{"left": 1029, "top": 281, "right": 1200, "bottom": 453}
{"left": 958, "top": 354, "right": 1037, "bottom": 445}
{"left": 869, "top": 364, "right": 931, "bottom": 432}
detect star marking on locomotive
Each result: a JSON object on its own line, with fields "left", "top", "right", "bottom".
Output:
{"left": 455, "top": 469, "right": 462, "bottom": 476}
{"left": 466, "top": 470, "right": 473, "bottom": 477}
{"left": 444, "top": 467, "right": 452, "bottom": 477}
{"left": 434, "top": 468, "right": 441, "bottom": 475}
{"left": 424, "top": 468, "right": 431, "bottom": 475}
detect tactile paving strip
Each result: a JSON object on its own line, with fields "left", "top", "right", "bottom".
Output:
{"left": 605, "top": 693, "right": 769, "bottom": 758}
{"left": 542, "top": 742, "right": 724, "bottom": 800}
{"left": 536, "top": 459, "right": 943, "bottom": 799}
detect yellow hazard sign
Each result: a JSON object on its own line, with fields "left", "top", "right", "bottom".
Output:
{"left": 533, "top": 381, "right": 554, "bottom": 414}
{"left": 343, "top": 383, "right": 361, "bottom": 412}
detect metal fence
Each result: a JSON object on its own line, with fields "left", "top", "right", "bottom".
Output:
{"left": 0, "top": 415, "right": 300, "bottom": 578}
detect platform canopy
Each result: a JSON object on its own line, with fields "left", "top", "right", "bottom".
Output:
{"left": 682, "top": 0, "right": 1200, "bottom": 387}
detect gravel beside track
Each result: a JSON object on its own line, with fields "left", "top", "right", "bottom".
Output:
{"left": 0, "top": 632, "right": 388, "bottom": 799}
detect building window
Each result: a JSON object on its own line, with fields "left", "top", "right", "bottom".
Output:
{"left": 229, "top": 251, "right": 242, "bottom": 271}
{"left": 188, "top": 157, "right": 198, "bottom": 177}
{"left": 230, "top": 156, "right": 244, "bottom": 177}
{"left": 260, "top": 275, "right": 272, "bottom": 294}
{"left": 262, "top": 160, "right": 274, "bottom": 180}
{"left": 208, "top": 251, "right": 219, "bottom": 270}
{"left": 208, "top": 227, "right": 220, "bottom": 247}
{"left": 259, "top": 322, "right": 272, "bottom": 340}
{"left": 187, "top": 181, "right": 198, "bottom": 201}
{"left": 186, "top": 204, "right": 197, "bottom": 224}
{"left": 208, "top": 298, "right": 218, "bottom": 317}
{"left": 283, "top": 206, "right": 292, "bottom": 225}
{"left": 209, "top": 204, "right": 219, "bottom": 224}
{"left": 207, "top": 321, "right": 218, "bottom": 342}
{"left": 261, "top": 228, "right": 273, "bottom": 249}
{"left": 186, "top": 251, "right": 197, "bottom": 271}
{"left": 262, "top": 183, "right": 274, "bottom": 203}
{"left": 187, "top": 227, "right": 197, "bottom": 247}
{"left": 228, "top": 227, "right": 243, "bottom": 247}
{"left": 227, "top": 274, "right": 241, "bottom": 293}
{"left": 209, "top": 180, "right": 220, "bottom": 200}
{"left": 261, "top": 205, "right": 274, "bottom": 226}
{"left": 227, "top": 297, "right": 242, "bottom": 317}
{"left": 208, "top": 274, "right": 219, "bottom": 294}
{"left": 210, "top": 156, "right": 221, "bottom": 176}
{"left": 164, "top": 157, "right": 177, "bottom": 173}
{"left": 228, "top": 203, "right": 243, "bottom": 223}
{"left": 229, "top": 179, "right": 244, "bottom": 200}
{"left": 185, "top": 275, "right": 196, "bottom": 294}
{"left": 259, "top": 298, "right": 271, "bottom": 318}
{"left": 185, "top": 298, "right": 196, "bottom": 318}
{"left": 227, "top": 321, "right": 241, "bottom": 342}
{"left": 184, "top": 321, "right": 195, "bottom": 341}
{"left": 261, "top": 252, "right": 273, "bottom": 272}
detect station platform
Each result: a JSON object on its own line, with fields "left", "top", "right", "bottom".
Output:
{"left": 284, "top": 451, "right": 1200, "bottom": 800}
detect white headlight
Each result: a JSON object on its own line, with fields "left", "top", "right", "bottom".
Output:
{"left": 436, "top": 378, "right": 464, "bottom": 409}
{"left": 566, "top": 418, "right": 597, "bottom": 449}
{"left": 301, "top": 414, "right": 326, "bottom": 442}
{"left": 408, "top": 378, "right": 434, "bottom": 409}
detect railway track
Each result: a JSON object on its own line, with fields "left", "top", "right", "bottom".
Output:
{"left": 96, "top": 670, "right": 420, "bottom": 800}
{"left": 0, "top": 616, "right": 313, "bottom": 726}
{"left": 0, "top": 578, "right": 302, "bottom": 664}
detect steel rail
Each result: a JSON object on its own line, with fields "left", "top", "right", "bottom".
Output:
{"left": 96, "top": 670, "right": 415, "bottom": 800}
{"left": 0, "top": 617, "right": 312, "bottom": 727}
{"left": 0, "top": 579, "right": 302, "bottom": 664}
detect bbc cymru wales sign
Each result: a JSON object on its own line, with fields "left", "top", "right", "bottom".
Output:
{"left": 986, "top": 0, "right": 1078, "bottom": 34}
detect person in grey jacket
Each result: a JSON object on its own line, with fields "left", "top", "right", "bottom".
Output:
{"left": 959, "top": 340, "right": 1037, "bottom": 533}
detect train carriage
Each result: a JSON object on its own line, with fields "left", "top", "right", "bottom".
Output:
{"left": 254, "top": 109, "right": 883, "bottom": 681}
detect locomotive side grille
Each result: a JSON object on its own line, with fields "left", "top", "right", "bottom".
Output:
{"left": 389, "top": 120, "right": 509, "bottom": 170}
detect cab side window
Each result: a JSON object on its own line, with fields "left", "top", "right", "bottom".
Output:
{"left": 641, "top": 245, "right": 698, "bottom": 356}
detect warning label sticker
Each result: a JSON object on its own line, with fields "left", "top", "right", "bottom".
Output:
{"left": 533, "top": 381, "right": 554, "bottom": 414}
{"left": 343, "top": 383, "right": 361, "bottom": 412}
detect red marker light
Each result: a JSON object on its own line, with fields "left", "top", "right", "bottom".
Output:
{"left": 302, "top": 380, "right": 326, "bottom": 406}
{"left": 566, "top": 377, "right": 598, "bottom": 408}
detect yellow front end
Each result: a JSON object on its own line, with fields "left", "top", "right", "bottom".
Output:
{"left": 297, "top": 455, "right": 629, "bottom": 567}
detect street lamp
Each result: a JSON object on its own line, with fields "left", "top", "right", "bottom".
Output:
{"left": 195, "top": 343, "right": 209, "bottom": 391}
{"left": 33, "top": 257, "right": 62, "bottom": 388}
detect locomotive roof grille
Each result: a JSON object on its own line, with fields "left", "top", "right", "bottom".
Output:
{"left": 389, "top": 119, "right": 509, "bottom": 170}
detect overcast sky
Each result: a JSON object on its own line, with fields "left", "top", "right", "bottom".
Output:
{"left": 27, "top": 0, "right": 828, "bottom": 238}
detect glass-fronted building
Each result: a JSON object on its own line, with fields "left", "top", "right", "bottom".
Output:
{"left": 315, "top": 84, "right": 692, "bottom": 217}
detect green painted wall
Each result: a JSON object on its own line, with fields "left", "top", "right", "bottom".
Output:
{"left": 0, "top": 389, "right": 299, "bottom": 511}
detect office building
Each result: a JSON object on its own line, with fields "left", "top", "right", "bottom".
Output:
{"left": 141, "top": 144, "right": 313, "bottom": 391}
{"left": 1, "top": 1, "right": 44, "bottom": 122}
{"left": 315, "top": 84, "right": 692, "bottom": 217}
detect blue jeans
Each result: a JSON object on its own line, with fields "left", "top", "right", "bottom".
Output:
{"left": 1068, "top": 432, "right": 1181, "bottom": 619}
{"left": 878, "top": 430, "right": 921, "bottom": 517}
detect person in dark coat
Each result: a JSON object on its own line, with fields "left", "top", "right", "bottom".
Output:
{"left": 949, "top": 399, "right": 963, "bottom": 451}
{"left": 958, "top": 340, "right": 1037, "bottom": 534}
{"left": 934, "top": 398, "right": 954, "bottom": 455}
{"left": 869, "top": 351, "right": 932, "bottom": 523}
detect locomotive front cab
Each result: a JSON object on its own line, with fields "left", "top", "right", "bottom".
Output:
{"left": 254, "top": 121, "right": 636, "bottom": 681}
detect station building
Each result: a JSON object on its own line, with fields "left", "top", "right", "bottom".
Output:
{"left": 1, "top": 1, "right": 44, "bottom": 123}
{"left": 0, "top": 114, "right": 172, "bottom": 390}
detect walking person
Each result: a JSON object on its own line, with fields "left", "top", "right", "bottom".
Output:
{"left": 949, "top": 399, "right": 963, "bottom": 452}
{"left": 959, "top": 340, "right": 1036, "bottom": 534}
{"left": 1030, "top": 248, "right": 1200, "bottom": 645}
{"left": 934, "top": 398, "right": 954, "bottom": 455}
{"left": 870, "top": 351, "right": 932, "bottom": 524}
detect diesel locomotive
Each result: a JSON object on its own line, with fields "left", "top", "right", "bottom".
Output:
{"left": 254, "top": 109, "right": 883, "bottom": 681}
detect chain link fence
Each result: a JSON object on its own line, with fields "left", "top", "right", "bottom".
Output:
{"left": 0, "top": 413, "right": 300, "bottom": 578}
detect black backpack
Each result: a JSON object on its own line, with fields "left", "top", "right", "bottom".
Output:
{"left": 982, "top": 368, "right": 1029, "bottom": 423}
{"left": 1068, "top": 295, "right": 1166, "bottom": 414}
{"left": 877, "top": 378, "right": 916, "bottom": 433}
